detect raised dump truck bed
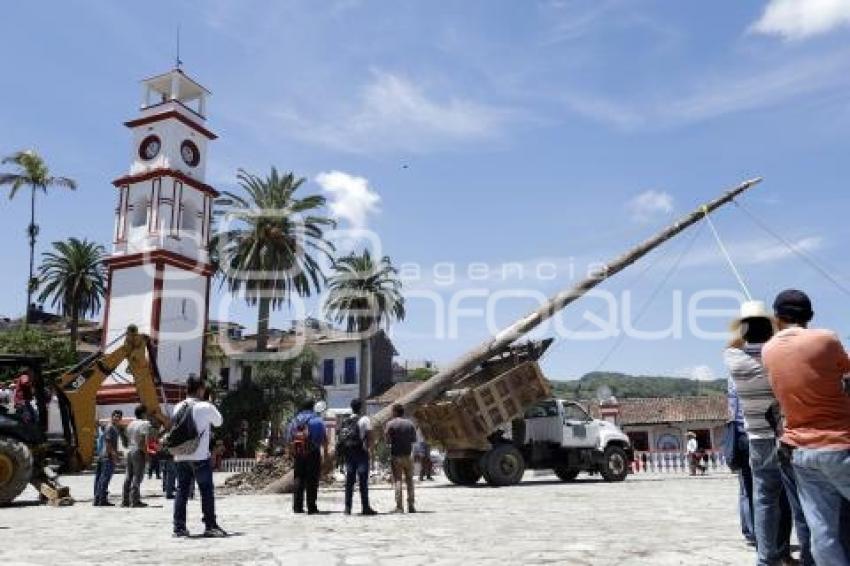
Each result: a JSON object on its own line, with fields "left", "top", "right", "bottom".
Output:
{"left": 415, "top": 361, "right": 551, "bottom": 452}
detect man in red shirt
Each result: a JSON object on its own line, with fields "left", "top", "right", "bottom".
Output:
{"left": 762, "top": 290, "right": 850, "bottom": 566}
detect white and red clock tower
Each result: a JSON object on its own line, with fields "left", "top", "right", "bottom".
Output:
{"left": 97, "top": 68, "right": 217, "bottom": 414}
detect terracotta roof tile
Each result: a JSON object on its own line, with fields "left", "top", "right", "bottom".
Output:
{"left": 588, "top": 396, "right": 728, "bottom": 425}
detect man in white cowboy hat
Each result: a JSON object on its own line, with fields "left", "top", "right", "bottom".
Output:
{"left": 724, "top": 300, "right": 812, "bottom": 566}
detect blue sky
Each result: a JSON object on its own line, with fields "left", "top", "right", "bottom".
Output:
{"left": 2, "top": 1, "right": 850, "bottom": 383}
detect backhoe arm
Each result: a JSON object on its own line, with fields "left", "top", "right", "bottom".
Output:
{"left": 57, "top": 325, "right": 168, "bottom": 470}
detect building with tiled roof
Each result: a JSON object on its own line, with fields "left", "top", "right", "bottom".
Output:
{"left": 587, "top": 396, "right": 728, "bottom": 455}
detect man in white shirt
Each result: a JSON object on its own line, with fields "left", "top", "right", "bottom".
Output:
{"left": 172, "top": 376, "right": 226, "bottom": 538}
{"left": 122, "top": 404, "right": 152, "bottom": 507}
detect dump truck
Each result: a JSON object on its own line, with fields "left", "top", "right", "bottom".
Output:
{"left": 415, "top": 340, "right": 633, "bottom": 486}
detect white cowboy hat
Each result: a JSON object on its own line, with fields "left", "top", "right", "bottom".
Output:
{"left": 738, "top": 300, "right": 770, "bottom": 321}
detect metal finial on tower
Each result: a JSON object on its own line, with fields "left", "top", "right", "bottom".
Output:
{"left": 175, "top": 25, "right": 183, "bottom": 69}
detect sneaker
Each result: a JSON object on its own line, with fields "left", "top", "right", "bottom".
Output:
{"left": 131, "top": 502, "right": 148, "bottom": 508}
{"left": 100, "top": 501, "right": 115, "bottom": 507}
{"left": 361, "top": 508, "right": 378, "bottom": 516}
{"left": 408, "top": 505, "right": 417, "bottom": 514}
{"left": 390, "top": 508, "right": 404, "bottom": 514}
{"left": 203, "top": 526, "right": 228, "bottom": 538}
{"left": 344, "top": 508, "right": 352, "bottom": 515}
{"left": 293, "top": 508, "right": 305, "bottom": 514}
{"left": 307, "top": 508, "right": 320, "bottom": 515}
{"left": 120, "top": 502, "right": 130, "bottom": 508}
{"left": 173, "top": 528, "right": 190, "bottom": 538}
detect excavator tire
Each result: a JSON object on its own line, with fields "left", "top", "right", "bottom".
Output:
{"left": 444, "top": 458, "right": 482, "bottom": 486}
{"left": 0, "top": 437, "right": 33, "bottom": 505}
{"left": 483, "top": 444, "right": 525, "bottom": 487}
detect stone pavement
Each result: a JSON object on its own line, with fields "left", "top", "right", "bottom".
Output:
{"left": 0, "top": 471, "right": 756, "bottom": 565}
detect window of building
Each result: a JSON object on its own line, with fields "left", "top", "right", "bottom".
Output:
{"left": 344, "top": 357, "right": 357, "bottom": 385}
{"left": 241, "top": 364, "right": 252, "bottom": 386}
{"left": 130, "top": 200, "right": 148, "bottom": 228}
{"left": 627, "top": 431, "right": 649, "bottom": 452}
{"left": 219, "top": 367, "right": 230, "bottom": 390}
{"left": 322, "top": 359, "right": 335, "bottom": 386}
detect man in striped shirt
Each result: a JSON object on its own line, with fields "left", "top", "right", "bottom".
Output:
{"left": 725, "top": 300, "right": 812, "bottom": 566}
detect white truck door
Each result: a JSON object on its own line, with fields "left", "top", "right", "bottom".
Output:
{"left": 561, "top": 401, "right": 600, "bottom": 448}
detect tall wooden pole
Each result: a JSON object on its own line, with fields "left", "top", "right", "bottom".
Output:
{"left": 265, "top": 177, "right": 762, "bottom": 493}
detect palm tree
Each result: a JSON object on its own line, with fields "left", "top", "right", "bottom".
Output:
{"left": 0, "top": 150, "right": 76, "bottom": 322}
{"left": 324, "top": 249, "right": 406, "bottom": 402}
{"left": 37, "top": 238, "right": 106, "bottom": 348}
{"left": 214, "top": 167, "right": 335, "bottom": 352}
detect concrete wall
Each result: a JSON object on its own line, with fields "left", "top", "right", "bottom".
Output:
{"left": 157, "top": 265, "right": 207, "bottom": 382}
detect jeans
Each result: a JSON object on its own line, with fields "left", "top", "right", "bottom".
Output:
{"left": 148, "top": 455, "right": 161, "bottom": 479}
{"left": 391, "top": 455, "right": 415, "bottom": 511}
{"left": 123, "top": 450, "right": 146, "bottom": 505}
{"left": 792, "top": 448, "right": 850, "bottom": 566}
{"left": 749, "top": 438, "right": 814, "bottom": 566}
{"left": 163, "top": 459, "right": 176, "bottom": 497}
{"left": 739, "top": 459, "right": 755, "bottom": 543}
{"left": 344, "top": 451, "right": 370, "bottom": 512}
{"left": 293, "top": 450, "right": 321, "bottom": 512}
{"left": 94, "top": 458, "right": 114, "bottom": 504}
{"left": 173, "top": 459, "right": 217, "bottom": 532}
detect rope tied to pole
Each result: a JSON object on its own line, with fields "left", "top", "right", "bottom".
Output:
{"left": 701, "top": 204, "right": 753, "bottom": 301}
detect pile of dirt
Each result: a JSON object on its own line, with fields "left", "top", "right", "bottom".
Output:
{"left": 223, "top": 457, "right": 294, "bottom": 493}
{"left": 222, "top": 456, "right": 340, "bottom": 494}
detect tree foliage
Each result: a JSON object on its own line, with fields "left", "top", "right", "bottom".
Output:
{"left": 550, "top": 371, "right": 726, "bottom": 400}
{"left": 213, "top": 167, "right": 335, "bottom": 351}
{"left": 0, "top": 327, "right": 77, "bottom": 383}
{"left": 37, "top": 237, "right": 106, "bottom": 347}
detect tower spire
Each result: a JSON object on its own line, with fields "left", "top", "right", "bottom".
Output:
{"left": 175, "top": 25, "right": 183, "bottom": 69}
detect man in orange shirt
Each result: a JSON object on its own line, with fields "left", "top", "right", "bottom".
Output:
{"left": 762, "top": 290, "right": 850, "bottom": 566}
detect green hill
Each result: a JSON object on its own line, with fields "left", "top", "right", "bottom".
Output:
{"left": 549, "top": 371, "right": 726, "bottom": 400}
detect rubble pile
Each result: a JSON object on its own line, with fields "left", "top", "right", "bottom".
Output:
{"left": 222, "top": 456, "right": 339, "bottom": 493}
{"left": 223, "top": 457, "right": 294, "bottom": 493}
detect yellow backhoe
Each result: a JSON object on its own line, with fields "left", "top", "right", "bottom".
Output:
{"left": 0, "top": 325, "right": 168, "bottom": 506}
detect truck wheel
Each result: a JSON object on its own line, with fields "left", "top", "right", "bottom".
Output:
{"left": 445, "top": 458, "right": 482, "bottom": 485}
{"left": 554, "top": 466, "right": 580, "bottom": 482}
{"left": 0, "top": 438, "right": 33, "bottom": 505}
{"left": 484, "top": 444, "right": 525, "bottom": 487}
{"left": 600, "top": 445, "right": 629, "bottom": 482}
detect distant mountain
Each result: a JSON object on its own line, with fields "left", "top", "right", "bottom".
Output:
{"left": 549, "top": 371, "right": 726, "bottom": 400}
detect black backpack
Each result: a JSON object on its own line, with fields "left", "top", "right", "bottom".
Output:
{"left": 163, "top": 401, "right": 200, "bottom": 455}
{"left": 336, "top": 415, "right": 364, "bottom": 457}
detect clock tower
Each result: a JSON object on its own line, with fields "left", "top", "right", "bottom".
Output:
{"left": 98, "top": 68, "right": 217, "bottom": 412}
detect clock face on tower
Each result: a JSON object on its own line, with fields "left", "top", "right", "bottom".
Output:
{"left": 139, "top": 135, "right": 161, "bottom": 161}
{"left": 180, "top": 140, "right": 200, "bottom": 167}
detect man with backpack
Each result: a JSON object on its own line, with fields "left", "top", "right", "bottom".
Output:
{"left": 287, "top": 398, "right": 328, "bottom": 515}
{"left": 167, "top": 376, "right": 227, "bottom": 538}
{"left": 338, "top": 398, "right": 377, "bottom": 516}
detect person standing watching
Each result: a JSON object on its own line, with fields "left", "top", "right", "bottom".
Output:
{"left": 94, "top": 410, "right": 123, "bottom": 506}
{"left": 725, "top": 300, "right": 812, "bottom": 566}
{"left": 287, "top": 398, "right": 328, "bottom": 515}
{"left": 342, "top": 398, "right": 377, "bottom": 516}
{"left": 384, "top": 403, "right": 418, "bottom": 514}
{"left": 122, "top": 405, "right": 152, "bottom": 508}
{"left": 171, "top": 376, "right": 227, "bottom": 538}
{"left": 763, "top": 289, "right": 850, "bottom": 566}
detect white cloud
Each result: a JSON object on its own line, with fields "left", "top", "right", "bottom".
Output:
{"left": 562, "top": 51, "right": 850, "bottom": 130}
{"left": 315, "top": 170, "right": 381, "bottom": 229}
{"left": 628, "top": 190, "right": 674, "bottom": 223}
{"left": 682, "top": 236, "right": 824, "bottom": 268}
{"left": 751, "top": 0, "right": 850, "bottom": 40}
{"left": 275, "top": 71, "right": 519, "bottom": 153}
